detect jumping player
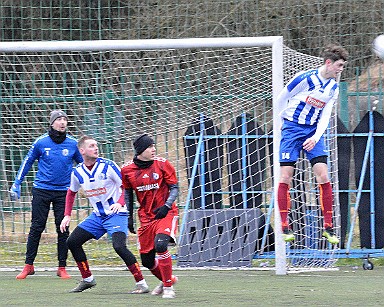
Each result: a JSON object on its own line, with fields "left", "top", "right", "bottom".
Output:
{"left": 121, "top": 134, "right": 178, "bottom": 299}
{"left": 276, "top": 44, "right": 348, "bottom": 244}
{"left": 60, "top": 135, "right": 148, "bottom": 293}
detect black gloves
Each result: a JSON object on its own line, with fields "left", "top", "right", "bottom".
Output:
{"left": 153, "top": 184, "right": 178, "bottom": 219}
{"left": 154, "top": 205, "right": 171, "bottom": 219}
{"left": 128, "top": 216, "right": 136, "bottom": 234}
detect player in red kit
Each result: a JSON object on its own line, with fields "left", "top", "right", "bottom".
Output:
{"left": 121, "top": 134, "right": 178, "bottom": 299}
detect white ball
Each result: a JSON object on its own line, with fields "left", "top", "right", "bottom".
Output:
{"left": 373, "top": 35, "right": 384, "bottom": 59}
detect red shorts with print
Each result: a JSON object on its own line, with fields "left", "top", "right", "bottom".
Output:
{"left": 137, "top": 213, "right": 178, "bottom": 254}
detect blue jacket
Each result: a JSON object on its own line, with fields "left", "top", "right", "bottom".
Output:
{"left": 15, "top": 133, "right": 83, "bottom": 191}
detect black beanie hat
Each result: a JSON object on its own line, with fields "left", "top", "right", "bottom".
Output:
{"left": 133, "top": 134, "right": 155, "bottom": 155}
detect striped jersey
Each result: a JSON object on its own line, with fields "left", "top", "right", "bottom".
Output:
{"left": 121, "top": 156, "right": 178, "bottom": 226}
{"left": 279, "top": 69, "right": 339, "bottom": 126}
{"left": 70, "top": 157, "right": 127, "bottom": 217}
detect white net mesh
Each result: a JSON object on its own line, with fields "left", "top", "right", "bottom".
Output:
{"left": 0, "top": 39, "right": 339, "bottom": 270}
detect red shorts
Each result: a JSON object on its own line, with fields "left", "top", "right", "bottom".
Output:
{"left": 137, "top": 213, "right": 178, "bottom": 254}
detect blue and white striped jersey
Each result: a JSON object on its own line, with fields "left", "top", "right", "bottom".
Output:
{"left": 70, "top": 157, "right": 127, "bottom": 217}
{"left": 277, "top": 68, "right": 339, "bottom": 143}
{"left": 279, "top": 69, "right": 339, "bottom": 125}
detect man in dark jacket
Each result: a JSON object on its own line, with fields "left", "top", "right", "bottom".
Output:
{"left": 10, "top": 110, "right": 83, "bottom": 279}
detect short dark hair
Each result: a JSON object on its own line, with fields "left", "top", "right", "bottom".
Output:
{"left": 322, "top": 44, "right": 348, "bottom": 62}
{"left": 77, "top": 135, "right": 95, "bottom": 149}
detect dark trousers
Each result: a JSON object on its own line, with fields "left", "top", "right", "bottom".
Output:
{"left": 25, "top": 188, "right": 69, "bottom": 267}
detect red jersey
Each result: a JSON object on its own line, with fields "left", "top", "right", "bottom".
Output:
{"left": 121, "top": 156, "right": 178, "bottom": 226}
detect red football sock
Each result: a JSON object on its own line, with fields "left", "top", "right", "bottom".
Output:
{"left": 320, "top": 182, "right": 334, "bottom": 228}
{"left": 150, "top": 258, "right": 163, "bottom": 281}
{"left": 157, "top": 251, "right": 173, "bottom": 287}
{"left": 277, "top": 182, "right": 291, "bottom": 229}
{"left": 127, "top": 262, "right": 144, "bottom": 282}
{"left": 76, "top": 260, "right": 92, "bottom": 279}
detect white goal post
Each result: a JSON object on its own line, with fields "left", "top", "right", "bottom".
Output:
{"left": 0, "top": 37, "right": 339, "bottom": 275}
{"left": 0, "top": 37, "right": 283, "bottom": 52}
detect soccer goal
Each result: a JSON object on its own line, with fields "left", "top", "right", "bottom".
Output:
{"left": 0, "top": 37, "right": 339, "bottom": 275}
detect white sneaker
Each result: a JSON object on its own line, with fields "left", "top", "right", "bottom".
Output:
{"left": 151, "top": 283, "right": 163, "bottom": 296}
{"left": 130, "top": 281, "right": 149, "bottom": 294}
{"left": 151, "top": 275, "right": 178, "bottom": 296}
{"left": 162, "top": 286, "right": 175, "bottom": 299}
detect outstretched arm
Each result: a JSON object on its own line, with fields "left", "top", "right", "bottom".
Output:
{"left": 9, "top": 143, "right": 40, "bottom": 200}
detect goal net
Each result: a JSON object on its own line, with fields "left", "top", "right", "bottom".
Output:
{"left": 0, "top": 37, "right": 339, "bottom": 274}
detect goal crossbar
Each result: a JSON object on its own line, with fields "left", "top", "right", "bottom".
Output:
{"left": 0, "top": 36, "right": 283, "bottom": 52}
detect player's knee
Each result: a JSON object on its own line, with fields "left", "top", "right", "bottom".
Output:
{"left": 66, "top": 227, "right": 91, "bottom": 251}
{"left": 316, "top": 175, "right": 330, "bottom": 184}
{"left": 311, "top": 156, "right": 330, "bottom": 182}
{"left": 29, "top": 224, "right": 46, "bottom": 235}
{"left": 66, "top": 235, "right": 77, "bottom": 251}
{"left": 154, "top": 234, "right": 171, "bottom": 253}
{"left": 112, "top": 239, "right": 126, "bottom": 255}
{"left": 112, "top": 232, "right": 127, "bottom": 254}
{"left": 279, "top": 164, "right": 295, "bottom": 183}
{"left": 279, "top": 175, "right": 292, "bottom": 184}
{"left": 155, "top": 241, "right": 168, "bottom": 253}
{"left": 57, "top": 226, "right": 69, "bottom": 236}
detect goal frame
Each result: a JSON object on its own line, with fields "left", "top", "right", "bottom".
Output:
{"left": 0, "top": 36, "right": 286, "bottom": 273}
